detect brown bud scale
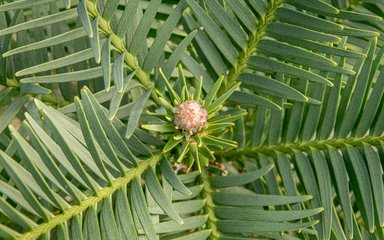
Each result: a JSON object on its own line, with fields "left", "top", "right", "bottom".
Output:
{"left": 173, "top": 100, "right": 208, "bottom": 135}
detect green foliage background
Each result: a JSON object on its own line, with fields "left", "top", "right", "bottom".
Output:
{"left": 0, "top": 0, "right": 384, "bottom": 239}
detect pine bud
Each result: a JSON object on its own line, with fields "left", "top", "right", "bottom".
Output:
{"left": 173, "top": 100, "right": 208, "bottom": 134}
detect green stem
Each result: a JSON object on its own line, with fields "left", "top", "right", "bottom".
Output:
{"left": 220, "top": 135, "right": 384, "bottom": 159}
{"left": 41, "top": 94, "right": 71, "bottom": 107}
{"left": 85, "top": 1, "right": 161, "bottom": 106}
{"left": 201, "top": 168, "right": 219, "bottom": 239}
{"left": 226, "top": 1, "right": 282, "bottom": 90}
{"left": 19, "top": 153, "right": 162, "bottom": 240}
{"left": 6, "top": 79, "right": 20, "bottom": 88}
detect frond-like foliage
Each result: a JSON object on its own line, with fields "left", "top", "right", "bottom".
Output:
{"left": 0, "top": 94, "right": 317, "bottom": 239}
{"left": 213, "top": 2, "right": 384, "bottom": 240}
{"left": 0, "top": 0, "right": 384, "bottom": 239}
